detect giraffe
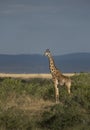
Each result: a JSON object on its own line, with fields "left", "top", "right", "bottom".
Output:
{"left": 44, "top": 49, "right": 71, "bottom": 103}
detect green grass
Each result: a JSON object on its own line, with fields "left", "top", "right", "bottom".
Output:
{"left": 0, "top": 73, "right": 90, "bottom": 130}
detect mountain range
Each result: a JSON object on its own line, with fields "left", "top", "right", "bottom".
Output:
{"left": 0, "top": 52, "right": 90, "bottom": 73}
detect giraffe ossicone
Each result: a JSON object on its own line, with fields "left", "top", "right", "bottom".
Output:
{"left": 44, "top": 49, "right": 71, "bottom": 103}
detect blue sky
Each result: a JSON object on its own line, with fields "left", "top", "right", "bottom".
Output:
{"left": 0, "top": 0, "right": 90, "bottom": 55}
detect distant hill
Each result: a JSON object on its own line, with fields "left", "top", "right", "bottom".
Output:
{"left": 0, "top": 53, "right": 90, "bottom": 73}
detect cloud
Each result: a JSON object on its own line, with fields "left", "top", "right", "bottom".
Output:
{"left": 0, "top": 4, "right": 32, "bottom": 15}
{"left": 0, "top": 4, "right": 55, "bottom": 15}
{"left": 0, "top": 0, "right": 90, "bottom": 16}
{"left": 0, "top": 1, "right": 76, "bottom": 16}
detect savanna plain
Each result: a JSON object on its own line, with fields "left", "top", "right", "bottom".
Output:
{"left": 0, "top": 73, "right": 90, "bottom": 130}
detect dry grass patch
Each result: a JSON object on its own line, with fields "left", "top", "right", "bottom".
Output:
{"left": 0, "top": 73, "right": 75, "bottom": 79}
{"left": 2, "top": 92, "right": 54, "bottom": 117}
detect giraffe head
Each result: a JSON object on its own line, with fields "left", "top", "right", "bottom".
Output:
{"left": 44, "top": 49, "right": 51, "bottom": 57}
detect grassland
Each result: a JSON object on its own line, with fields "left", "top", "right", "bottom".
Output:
{"left": 0, "top": 73, "right": 75, "bottom": 79}
{"left": 0, "top": 73, "right": 90, "bottom": 130}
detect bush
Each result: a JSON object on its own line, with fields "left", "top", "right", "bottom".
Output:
{"left": 0, "top": 73, "right": 90, "bottom": 130}
{"left": 0, "top": 107, "right": 32, "bottom": 130}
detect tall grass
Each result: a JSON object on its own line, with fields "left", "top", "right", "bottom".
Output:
{"left": 0, "top": 73, "right": 90, "bottom": 130}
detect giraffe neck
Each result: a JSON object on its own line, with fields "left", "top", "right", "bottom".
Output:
{"left": 48, "top": 54, "right": 57, "bottom": 74}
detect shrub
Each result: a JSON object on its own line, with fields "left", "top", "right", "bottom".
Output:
{"left": 0, "top": 73, "right": 90, "bottom": 130}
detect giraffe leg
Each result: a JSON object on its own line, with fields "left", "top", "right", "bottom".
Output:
{"left": 66, "top": 80, "right": 71, "bottom": 94}
{"left": 55, "top": 86, "right": 59, "bottom": 103}
{"left": 54, "top": 80, "right": 59, "bottom": 103}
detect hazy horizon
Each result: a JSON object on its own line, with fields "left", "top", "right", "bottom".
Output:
{"left": 0, "top": 52, "right": 90, "bottom": 73}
